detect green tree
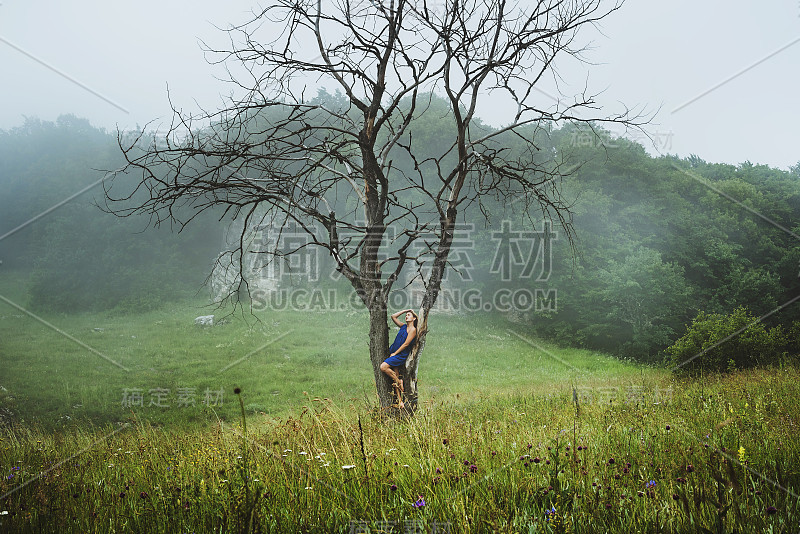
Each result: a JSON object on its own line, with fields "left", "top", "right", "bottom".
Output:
{"left": 667, "top": 307, "right": 787, "bottom": 374}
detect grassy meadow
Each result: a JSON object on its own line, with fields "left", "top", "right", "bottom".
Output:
{"left": 1, "top": 273, "right": 799, "bottom": 532}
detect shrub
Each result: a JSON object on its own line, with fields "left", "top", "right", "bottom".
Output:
{"left": 667, "top": 307, "right": 786, "bottom": 374}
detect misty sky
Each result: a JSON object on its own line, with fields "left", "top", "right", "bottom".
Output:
{"left": 1, "top": 0, "right": 798, "bottom": 169}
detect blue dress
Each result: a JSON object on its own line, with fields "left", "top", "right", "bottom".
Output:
{"left": 384, "top": 324, "right": 415, "bottom": 367}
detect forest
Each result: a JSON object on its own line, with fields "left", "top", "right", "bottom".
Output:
{"left": 2, "top": 107, "right": 799, "bottom": 368}
{"left": 2, "top": 108, "right": 800, "bottom": 534}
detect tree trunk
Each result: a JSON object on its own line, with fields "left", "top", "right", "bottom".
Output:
{"left": 403, "top": 312, "right": 427, "bottom": 414}
{"left": 367, "top": 301, "right": 396, "bottom": 412}
{"left": 400, "top": 207, "right": 458, "bottom": 413}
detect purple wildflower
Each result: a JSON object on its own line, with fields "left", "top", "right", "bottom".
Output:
{"left": 544, "top": 506, "right": 556, "bottom": 521}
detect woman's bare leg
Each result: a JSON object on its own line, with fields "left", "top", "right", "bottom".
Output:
{"left": 394, "top": 368, "right": 405, "bottom": 410}
{"left": 380, "top": 362, "right": 405, "bottom": 409}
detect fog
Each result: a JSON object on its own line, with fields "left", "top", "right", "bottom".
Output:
{"left": 1, "top": 0, "right": 798, "bottom": 168}
{"left": 2, "top": 5, "right": 800, "bottom": 530}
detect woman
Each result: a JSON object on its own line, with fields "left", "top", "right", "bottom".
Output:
{"left": 380, "top": 309, "right": 418, "bottom": 410}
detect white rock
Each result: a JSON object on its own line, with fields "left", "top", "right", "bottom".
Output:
{"left": 194, "top": 315, "right": 214, "bottom": 326}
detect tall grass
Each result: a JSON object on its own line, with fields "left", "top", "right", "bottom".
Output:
{"left": 2, "top": 276, "right": 797, "bottom": 531}
{"left": 1, "top": 366, "right": 798, "bottom": 532}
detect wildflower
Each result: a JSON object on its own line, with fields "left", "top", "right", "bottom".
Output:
{"left": 738, "top": 446, "right": 747, "bottom": 463}
{"left": 533, "top": 457, "right": 541, "bottom": 464}
{"left": 412, "top": 495, "right": 426, "bottom": 508}
{"left": 666, "top": 425, "right": 671, "bottom": 431}
{"left": 686, "top": 464, "right": 694, "bottom": 473}
{"left": 469, "top": 464, "right": 478, "bottom": 473}
{"left": 435, "top": 467, "right": 442, "bottom": 474}
{"left": 139, "top": 491, "right": 148, "bottom": 499}
{"left": 342, "top": 465, "right": 356, "bottom": 470}
{"left": 766, "top": 506, "right": 778, "bottom": 515}
{"left": 544, "top": 506, "right": 557, "bottom": 521}
{"left": 389, "top": 484, "right": 397, "bottom": 492}
{"left": 646, "top": 480, "right": 656, "bottom": 488}
{"left": 608, "top": 458, "right": 615, "bottom": 465}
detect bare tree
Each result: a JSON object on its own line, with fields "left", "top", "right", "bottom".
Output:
{"left": 106, "top": 0, "right": 644, "bottom": 414}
